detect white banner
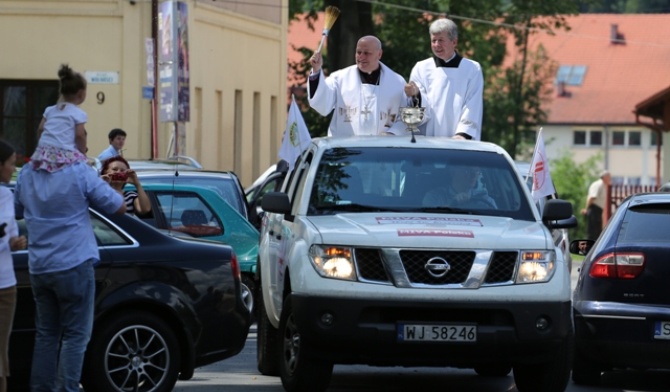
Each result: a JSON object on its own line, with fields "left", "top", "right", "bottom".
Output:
{"left": 278, "top": 96, "right": 312, "bottom": 169}
{"left": 530, "top": 128, "right": 556, "bottom": 201}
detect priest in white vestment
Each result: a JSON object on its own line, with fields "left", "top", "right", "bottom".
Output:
{"left": 308, "top": 36, "right": 412, "bottom": 137}
{"left": 405, "top": 18, "right": 484, "bottom": 140}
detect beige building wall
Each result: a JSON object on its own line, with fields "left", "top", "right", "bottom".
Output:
{"left": 0, "top": 0, "right": 287, "bottom": 187}
{"left": 542, "top": 124, "right": 663, "bottom": 185}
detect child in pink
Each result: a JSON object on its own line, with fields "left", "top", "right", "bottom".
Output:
{"left": 30, "top": 64, "right": 88, "bottom": 172}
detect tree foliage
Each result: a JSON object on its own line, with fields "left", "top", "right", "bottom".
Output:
{"left": 550, "top": 148, "right": 603, "bottom": 239}
{"left": 579, "top": 0, "right": 670, "bottom": 13}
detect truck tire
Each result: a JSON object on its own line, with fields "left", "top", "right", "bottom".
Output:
{"left": 257, "top": 291, "right": 280, "bottom": 376}
{"left": 279, "top": 296, "right": 333, "bottom": 392}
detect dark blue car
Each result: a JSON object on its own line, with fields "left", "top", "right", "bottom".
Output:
{"left": 570, "top": 192, "right": 670, "bottom": 385}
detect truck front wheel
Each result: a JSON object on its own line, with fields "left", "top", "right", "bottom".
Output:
{"left": 278, "top": 296, "right": 333, "bottom": 392}
{"left": 257, "top": 291, "right": 280, "bottom": 376}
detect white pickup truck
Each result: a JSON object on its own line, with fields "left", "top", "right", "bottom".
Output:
{"left": 256, "top": 136, "right": 577, "bottom": 392}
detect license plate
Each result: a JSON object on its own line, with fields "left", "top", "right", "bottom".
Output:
{"left": 397, "top": 323, "right": 477, "bottom": 342}
{"left": 653, "top": 321, "right": 670, "bottom": 340}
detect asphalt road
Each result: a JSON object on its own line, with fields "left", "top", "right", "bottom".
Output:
{"left": 172, "top": 262, "right": 670, "bottom": 391}
{"left": 172, "top": 324, "right": 670, "bottom": 392}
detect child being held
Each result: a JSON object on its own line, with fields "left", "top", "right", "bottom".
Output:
{"left": 31, "top": 64, "right": 88, "bottom": 172}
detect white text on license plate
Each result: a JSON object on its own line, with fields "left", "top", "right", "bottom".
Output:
{"left": 398, "top": 324, "right": 476, "bottom": 342}
{"left": 654, "top": 321, "right": 670, "bottom": 340}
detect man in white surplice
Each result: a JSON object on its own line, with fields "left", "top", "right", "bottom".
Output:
{"left": 405, "top": 18, "right": 484, "bottom": 140}
{"left": 308, "top": 36, "right": 411, "bottom": 137}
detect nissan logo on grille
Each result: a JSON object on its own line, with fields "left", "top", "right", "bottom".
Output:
{"left": 425, "top": 257, "right": 451, "bottom": 278}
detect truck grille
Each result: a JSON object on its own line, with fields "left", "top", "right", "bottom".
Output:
{"left": 354, "top": 248, "right": 518, "bottom": 287}
{"left": 400, "top": 250, "right": 474, "bottom": 284}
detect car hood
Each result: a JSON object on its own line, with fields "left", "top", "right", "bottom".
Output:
{"left": 305, "top": 213, "right": 551, "bottom": 250}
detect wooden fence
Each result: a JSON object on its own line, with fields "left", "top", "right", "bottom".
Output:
{"left": 606, "top": 184, "right": 659, "bottom": 220}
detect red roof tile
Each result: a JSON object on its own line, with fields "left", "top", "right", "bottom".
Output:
{"left": 507, "top": 14, "right": 670, "bottom": 124}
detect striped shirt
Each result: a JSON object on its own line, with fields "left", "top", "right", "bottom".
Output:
{"left": 124, "top": 191, "right": 138, "bottom": 215}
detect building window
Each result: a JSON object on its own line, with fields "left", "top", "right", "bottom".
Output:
{"left": 556, "top": 65, "right": 587, "bottom": 86}
{"left": 651, "top": 131, "right": 663, "bottom": 146}
{"left": 612, "top": 131, "right": 625, "bottom": 146}
{"left": 0, "top": 80, "right": 58, "bottom": 162}
{"left": 590, "top": 131, "right": 602, "bottom": 146}
{"left": 611, "top": 176, "right": 624, "bottom": 186}
{"left": 628, "top": 131, "right": 641, "bottom": 146}
{"left": 573, "top": 130, "right": 586, "bottom": 145}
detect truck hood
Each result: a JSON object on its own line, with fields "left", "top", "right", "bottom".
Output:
{"left": 305, "top": 212, "right": 552, "bottom": 250}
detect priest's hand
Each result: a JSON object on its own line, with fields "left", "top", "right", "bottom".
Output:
{"left": 310, "top": 52, "right": 323, "bottom": 73}
{"left": 405, "top": 82, "right": 419, "bottom": 97}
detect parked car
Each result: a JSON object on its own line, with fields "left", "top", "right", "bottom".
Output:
{"left": 257, "top": 136, "right": 577, "bottom": 392}
{"left": 569, "top": 192, "right": 670, "bottom": 386}
{"left": 95, "top": 156, "right": 203, "bottom": 173}
{"left": 246, "top": 163, "right": 279, "bottom": 202}
{"left": 136, "top": 170, "right": 253, "bottom": 223}
{"left": 134, "top": 182, "right": 260, "bottom": 313}
{"left": 245, "top": 161, "right": 289, "bottom": 229}
{"left": 8, "top": 205, "right": 251, "bottom": 391}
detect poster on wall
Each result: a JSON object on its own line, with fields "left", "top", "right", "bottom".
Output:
{"left": 158, "top": 0, "right": 190, "bottom": 123}
{"left": 177, "top": 1, "right": 190, "bottom": 122}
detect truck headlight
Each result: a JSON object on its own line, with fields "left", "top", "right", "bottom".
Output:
{"left": 309, "top": 245, "right": 357, "bottom": 281}
{"left": 516, "top": 251, "right": 555, "bottom": 283}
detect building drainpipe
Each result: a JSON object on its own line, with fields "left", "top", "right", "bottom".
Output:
{"left": 603, "top": 124, "right": 611, "bottom": 223}
{"left": 151, "top": 0, "right": 159, "bottom": 159}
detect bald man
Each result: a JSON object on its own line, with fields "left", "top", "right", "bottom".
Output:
{"left": 308, "top": 36, "right": 411, "bottom": 137}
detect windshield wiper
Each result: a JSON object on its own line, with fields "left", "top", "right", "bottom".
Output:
{"left": 313, "top": 203, "right": 387, "bottom": 213}
{"left": 416, "top": 206, "right": 472, "bottom": 214}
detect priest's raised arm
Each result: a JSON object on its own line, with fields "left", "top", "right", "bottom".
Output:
{"left": 306, "top": 36, "right": 409, "bottom": 137}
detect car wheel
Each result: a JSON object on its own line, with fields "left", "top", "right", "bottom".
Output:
{"left": 474, "top": 365, "right": 512, "bottom": 377}
{"left": 279, "top": 296, "right": 333, "bottom": 392}
{"left": 571, "top": 348, "right": 602, "bottom": 385}
{"left": 82, "top": 311, "right": 180, "bottom": 392}
{"left": 241, "top": 274, "right": 256, "bottom": 315}
{"left": 257, "top": 291, "right": 280, "bottom": 376}
{"left": 513, "top": 335, "right": 572, "bottom": 392}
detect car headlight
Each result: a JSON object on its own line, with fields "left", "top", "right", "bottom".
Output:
{"left": 515, "top": 251, "right": 556, "bottom": 283}
{"left": 309, "top": 245, "right": 357, "bottom": 281}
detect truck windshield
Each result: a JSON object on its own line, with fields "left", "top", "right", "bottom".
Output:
{"left": 308, "top": 147, "right": 535, "bottom": 221}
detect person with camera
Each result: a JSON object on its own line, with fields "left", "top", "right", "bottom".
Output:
{"left": 100, "top": 156, "right": 151, "bottom": 216}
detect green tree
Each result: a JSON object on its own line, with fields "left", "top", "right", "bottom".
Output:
{"left": 578, "top": 0, "right": 670, "bottom": 13}
{"left": 550, "top": 149, "right": 603, "bottom": 239}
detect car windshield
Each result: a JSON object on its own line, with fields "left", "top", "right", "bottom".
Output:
{"left": 308, "top": 147, "right": 535, "bottom": 220}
